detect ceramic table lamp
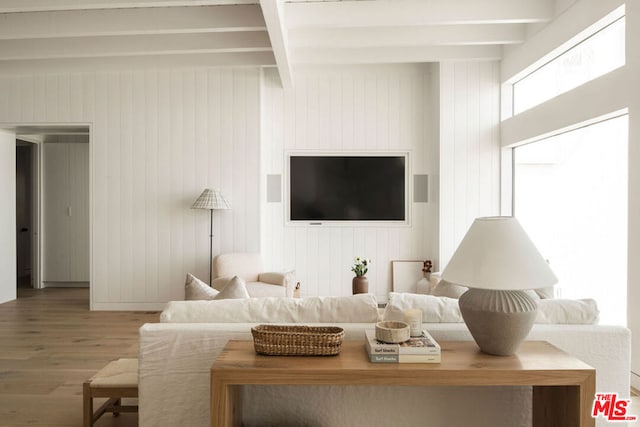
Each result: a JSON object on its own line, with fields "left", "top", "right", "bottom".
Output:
{"left": 441, "top": 216, "right": 557, "bottom": 356}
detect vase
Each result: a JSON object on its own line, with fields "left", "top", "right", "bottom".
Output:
{"left": 352, "top": 276, "right": 369, "bottom": 294}
{"left": 416, "top": 276, "right": 430, "bottom": 294}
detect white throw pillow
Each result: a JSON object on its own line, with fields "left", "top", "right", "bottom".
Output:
{"left": 429, "top": 282, "right": 540, "bottom": 301}
{"left": 535, "top": 298, "right": 599, "bottom": 324}
{"left": 215, "top": 276, "right": 251, "bottom": 300}
{"left": 184, "top": 273, "right": 219, "bottom": 300}
{"left": 534, "top": 287, "right": 555, "bottom": 299}
{"left": 431, "top": 280, "right": 468, "bottom": 299}
{"left": 160, "top": 294, "right": 379, "bottom": 323}
{"left": 383, "top": 292, "right": 464, "bottom": 323}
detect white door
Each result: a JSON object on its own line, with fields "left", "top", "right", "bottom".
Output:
{"left": 43, "top": 142, "right": 89, "bottom": 283}
{"left": 69, "top": 143, "right": 89, "bottom": 281}
{"left": 0, "top": 129, "right": 16, "bottom": 303}
{"left": 43, "top": 143, "right": 70, "bottom": 281}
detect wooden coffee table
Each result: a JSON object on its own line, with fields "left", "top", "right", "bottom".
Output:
{"left": 211, "top": 340, "right": 595, "bottom": 427}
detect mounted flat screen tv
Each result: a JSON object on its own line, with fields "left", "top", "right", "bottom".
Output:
{"left": 288, "top": 153, "right": 408, "bottom": 223}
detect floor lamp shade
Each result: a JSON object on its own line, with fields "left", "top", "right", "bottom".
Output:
{"left": 191, "top": 188, "right": 231, "bottom": 211}
{"left": 442, "top": 216, "right": 558, "bottom": 355}
{"left": 191, "top": 189, "right": 231, "bottom": 285}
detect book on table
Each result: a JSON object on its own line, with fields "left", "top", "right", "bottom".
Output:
{"left": 364, "top": 329, "right": 441, "bottom": 364}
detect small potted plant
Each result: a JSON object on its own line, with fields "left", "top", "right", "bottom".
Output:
{"left": 351, "top": 256, "right": 371, "bottom": 294}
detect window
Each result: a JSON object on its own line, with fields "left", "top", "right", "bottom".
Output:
{"left": 513, "top": 115, "right": 628, "bottom": 325}
{"left": 513, "top": 16, "right": 625, "bottom": 115}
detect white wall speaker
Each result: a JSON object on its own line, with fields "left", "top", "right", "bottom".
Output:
{"left": 267, "top": 174, "right": 281, "bottom": 203}
{"left": 413, "top": 174, "right": 429, "bottom": 203}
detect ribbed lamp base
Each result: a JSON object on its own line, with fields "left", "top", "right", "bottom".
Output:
{"left": 459, "top": 289, "right": 537, "bottom": 356}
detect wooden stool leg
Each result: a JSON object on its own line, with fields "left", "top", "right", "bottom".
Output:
{"left": 113, "top": 398, "right": 121, "bottom": 417}
{"left": 82, "top": 382, "right": 93, "bottom": 427}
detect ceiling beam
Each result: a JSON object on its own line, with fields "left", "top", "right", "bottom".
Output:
{"left": 0, "top": 32, "right": 272, "bottom": 60}
{"left": 0, "top": 52, "right": 276, "bottom": 75}
{"left": 290, "top": 24, "right": 526, "bottom": 48}
{"left": 0, "top": 5, "right": 266, "bottom": 40}
{"left": 260, "top": 0, "right": 293, "bottom": 88}
{"left": 293, "top": 45, "right": 503, "bottom": 64}
{"left": 286, "top": 0, "right": 554, "bottom": 28}
{"left": 0, "top": 0, "right": 258, "bottom": 13}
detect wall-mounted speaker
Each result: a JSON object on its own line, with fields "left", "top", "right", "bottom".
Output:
{"left": 414, "top": 174, "right": 429, "bottom": 203}
{"left": 267, "top": 174, "right": 281, "bottom": 203}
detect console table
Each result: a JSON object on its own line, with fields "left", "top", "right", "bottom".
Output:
{"left": 211, "top": 340, "right": 595, "bottom": 427}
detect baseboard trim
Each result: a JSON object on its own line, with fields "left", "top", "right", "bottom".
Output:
{"left": 43, "top": 281, "right": 89, "bottom": 288}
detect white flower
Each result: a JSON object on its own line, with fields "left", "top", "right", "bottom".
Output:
{"left": 351, "top": 256, "right": 371, "bottom": 277}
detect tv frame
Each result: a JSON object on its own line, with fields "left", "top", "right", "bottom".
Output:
{"left": 285, "top": 151, "right": 411, "bottom": 227}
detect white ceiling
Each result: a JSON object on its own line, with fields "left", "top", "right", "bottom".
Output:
{"left": 0, "top": 0, "right": 565, "bottom": 88}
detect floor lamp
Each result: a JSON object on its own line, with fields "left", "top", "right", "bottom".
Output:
{"left": 191, "top": 188, "right": 231, "bottom": 286}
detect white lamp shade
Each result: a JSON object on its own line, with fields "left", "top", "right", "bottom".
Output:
{"left": 441, "top": 216, "right": 557, "bottom": 291}
{"left": 191, "top": 188, "right": 231, "bottom": 210}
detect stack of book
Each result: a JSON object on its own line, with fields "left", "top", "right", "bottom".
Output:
{"left": 364, "top": 329, "right": 441, "bottom": 363}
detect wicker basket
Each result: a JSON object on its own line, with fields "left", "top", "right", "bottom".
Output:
{"left": 251, "top": 325, "right": 345, "bottom": 356}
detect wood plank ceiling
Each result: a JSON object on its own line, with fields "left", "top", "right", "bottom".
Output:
{"left": 0, "top": 0, "right": 559, "bottom": 87}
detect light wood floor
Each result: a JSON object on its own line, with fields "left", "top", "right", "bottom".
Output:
{"left": 0, "top": 287, "right": 158, "bottom": 427}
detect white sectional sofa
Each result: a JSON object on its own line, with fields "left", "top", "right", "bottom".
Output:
{"left": 138, "top": 294, "right": 631, "bottom": 427}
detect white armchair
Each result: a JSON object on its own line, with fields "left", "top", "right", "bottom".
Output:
{"left": 212, "top": 253, "right": 295, "bottom": 297}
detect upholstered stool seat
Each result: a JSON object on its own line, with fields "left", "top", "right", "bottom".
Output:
{"left": 83, "top": 358, "right": 138, "bottom": 427}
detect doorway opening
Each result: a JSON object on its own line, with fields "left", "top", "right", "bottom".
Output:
{"left": 10, "top": 125, "right": 91, "bottom": 302}
{"left": 16, "top": 140, "right": 34, "bottom": 289}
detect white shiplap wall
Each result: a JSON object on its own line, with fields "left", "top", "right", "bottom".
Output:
{"left": 439, "top": 61, "right": 501, "bottom": 267}
{"left": 260, "top": 64, "right": 440, "bottom": 301}
{"left": 0, "top": 68, "right": 260, "bottom": 310}
{"left": 0, "top": 62, "right": 501, "bottom": 308}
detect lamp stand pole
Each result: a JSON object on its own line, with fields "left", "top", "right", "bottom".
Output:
{"left": 208, "top": 209, "right": 213, "bottom": 286}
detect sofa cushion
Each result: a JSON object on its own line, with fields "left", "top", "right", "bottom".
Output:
{"left": 185, "top": 273, "right": 219, "bottom": 300}
{"left": 160, "top": 294, "right": 380, "bottom": 323}
{"left": 429, "top": 273, "right": 543, "bottom": 300}
{"left": 384, "top": 292, "right": 599, "bottom": 325}
{"left": 431, "top": 280, "right": 468, "bottom": 299}
{"left": 535, "top": 286, "right": 555, "bottom": 299}
{"left": 536, "top": 298, "right": 599, "bottom": 324}
{"left": 215, "top": 276, "right": 251, "bottom": 300}
{"left": 383, "top": 292, "right": 464, "bottom": 323}
{"left": 185, "top": 274, "right": 250, "bottom": 300}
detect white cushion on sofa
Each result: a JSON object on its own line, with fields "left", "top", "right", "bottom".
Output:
{"left": 160, "top": 294, "right": 379, "bottom": 323}
{"left": 383, "top": 292, "right": 464, "bottom": 323}
{"left": 185, "top": 273, "right": 219, "bottom": 300}
{"left": 431, "top": 280, "right": 468, "bottom": 299}
{"left": 185, "top": 274, "right": 249, "bottom": 300}
{"left": 534, "top": 286, "right": 555, "bottom": 299}
{"left": 535, "top": 298, "right": 599, "bottom": 324}
{"left": 384, "top": 292, "right": 599, "bottom": 325}
{"left": 215, "top": 276, "right": 250, "bottom": 300}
